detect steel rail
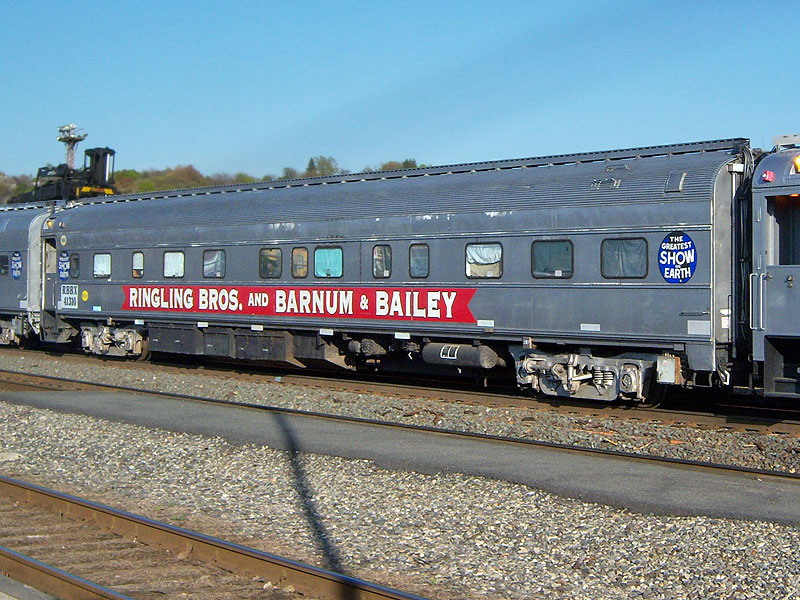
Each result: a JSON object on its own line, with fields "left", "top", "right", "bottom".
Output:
{"left": 3, "top": 360, "right": 800, "bottom": 436}
{"left": 0, "top": 544, "right": 134, "bottom": 600}
{"left": 1, "top": 369, "right": 799, "bottom": 484}
{"left": 0, "top": 475, "right": 429, "bottom": 600}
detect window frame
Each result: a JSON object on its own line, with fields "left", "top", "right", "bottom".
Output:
{"left": 372, "top": 244, "right": 392, "bottom": 279}
{"left": 465, "top": 242, "right": 503, "bottom": 279}
{"left": 313, "top": 246, "right": 343, "bottom": 279}
{"left": 531, "top": 239, "right": 574, "bottom": 279}
{"left": 600, "top": 237, "right": 649, "bottom": 279}
{"left": 0, "top": 255, "right": 8, "bottom": 276}
{"left": 93, "top": 253, "right": 112, "bottom": 279}
{"left": 132, "top": 251, "right": 144, "bottom": 279}
{"left": 409, "top": 243, "right": 430, "bottom": 279}
{"left": 202, "top": 248, "right": 226, "bottom": 279}
{"left": 292, "top": 247, "right": 308, "bottom": 279}
{"left": 69, "top": 254, "right": 80, "bottom": 279}
{"left": 163, "top": 250, "right": 185, "bottom": 279}
{"left": 259, "top": 247, "right": 283, "bottom": 279}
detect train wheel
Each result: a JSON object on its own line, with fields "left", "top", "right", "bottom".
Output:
{"left": 136, "top": 337, "right": 151, "bottom": 362}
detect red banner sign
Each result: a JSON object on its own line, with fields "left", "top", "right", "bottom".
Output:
{"left": 121, "top": 285, "right": 477, "bottom": 323}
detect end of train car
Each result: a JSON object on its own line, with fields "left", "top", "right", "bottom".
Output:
{"left": 749, "top": 134, "right": 800, "bottom": 397}
{"left": 0, "top": 204, "right": 52, "bottom": 346}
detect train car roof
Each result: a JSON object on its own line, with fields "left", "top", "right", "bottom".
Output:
{"left": 54, "top": 138, "right": 746, "bottom": 232}
{"left": 0, "top": 203, "right": 50, "bottom": 232}
{"left": 753, "top": 147, "right": 800, "bottom": 190}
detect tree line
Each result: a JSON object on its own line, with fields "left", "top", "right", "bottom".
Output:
{"left": 0, "top": 155, "right": 424, "bottom": 203}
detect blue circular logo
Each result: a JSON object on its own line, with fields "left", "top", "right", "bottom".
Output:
{"left": 659, "top": 231, "right": 696, "bottom": 284}
{"left": 11, "top": 251, "right": 22, "bottom": 280}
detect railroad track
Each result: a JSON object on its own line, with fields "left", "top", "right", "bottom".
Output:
{"left": 1, "top": 366, "right": 799, "bottom": 485}
{"left": 0, "top": 474, "right": 428, "bottom": 600}
{"left": 1, "top": 348, "right": 800, "bottom": 437}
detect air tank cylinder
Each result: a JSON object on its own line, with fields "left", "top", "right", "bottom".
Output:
{"left": 421, "top": 343, "right": 502, "bottom": 369}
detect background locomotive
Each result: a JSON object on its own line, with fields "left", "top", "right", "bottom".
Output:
{"left": 3, "top": 136, "right": 800, "bottom": 403}
{"left": 12, "top": 146, "right": 116, "bottom": 204}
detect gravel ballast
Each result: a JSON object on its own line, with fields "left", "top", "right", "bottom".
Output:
{"left": 1, "top": 352, "right": 798, "bottom": 474}
{"left": 1, "top": 352, "right": 800, "bottom": 598}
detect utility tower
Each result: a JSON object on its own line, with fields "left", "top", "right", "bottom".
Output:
{"left": 57, "top": 124, "right": 87, "bottom": 169}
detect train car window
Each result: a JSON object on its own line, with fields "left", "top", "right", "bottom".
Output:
{"left": 93, "top": 253, "right": 111, "bottom": 278}
{"left": 466, "top": 243, "right": 502, "bottom": 278}
{"left": 0, "top": 255, "right": 7, "bottom": 276}
{"left": 314, "top": 247, "right": 343, "bottom": 278}
{"left": 372, "top": 245, "right": 392, "bottom": 278}
{"left": 409, "top": 244, "right": 429, "bottom": 278}
{"left": 292, "top": 247, "right": 308, "bottom": 278}
{"left": 163, "top": 251, "right": 184, "bottom": 278}
{"left": 601, "top": 238, "right": 648, "bottom": 278}
{"left": 768, "top": 195, "right": 800, "bottom": 264}
{"left": 203, "top": 249, "right": 226, "bottom": 278}
{"left": 132, "top": 252, "right": 144, "bottom": 278}
{"left": 532, "top": 240, "right": 573, "bottom": 278}
{"left": 69, "top": 254, "right": 80, "bottom": 278}
{"left": 44, "top": 239, "right": 58, "bottom": 274}
{"left": 259, "top": 248, "right": 282, "bottom": 278}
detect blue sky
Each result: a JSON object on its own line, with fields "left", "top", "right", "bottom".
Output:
{"left": 1, "top": 1, "right": 797, "bottom": 177}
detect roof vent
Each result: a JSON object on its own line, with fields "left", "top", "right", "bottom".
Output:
{"left": 665, "top": 171, "right": 686, "bottom": 193}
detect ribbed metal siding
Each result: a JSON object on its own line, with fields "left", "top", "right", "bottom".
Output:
{"left": 60, "top": 150, "right": 736, "bottom": 233}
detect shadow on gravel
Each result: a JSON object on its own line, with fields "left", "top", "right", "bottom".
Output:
{"left": 272, "top": 411, "right": 356, "bottom": 597}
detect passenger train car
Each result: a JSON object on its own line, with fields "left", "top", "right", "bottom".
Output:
{"left": 3, "top": 136, "right": 800, "bottom": 402}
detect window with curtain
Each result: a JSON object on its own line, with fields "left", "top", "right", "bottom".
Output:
{"left": 532, "top": 240, "right": 573, "bottom": 278}
{"left": 601, "top": 238, "right": 648, "bottom": 278}
{"left": 292, "top": 247, "right": 308, "bottom": 278}
{"left": 203, "top": 249, "right": 226, "bottom": 278}
{"left": 314, "top": 247, "right": 343, "bottom": 278}
{"left": 163, "top": 251, "right": 184, "bottom": 278}
{"left": 93, "top": 253, "right": 111, "bottom": 278}
{"left": 132, "top": 252, "right": 144, "bottom": 278}
{"left": 259, "top": 248, "right": 282, "bottom": 278}
{"left": 466, "top": 243, "right": 502, "bottom": 278}
{"left": 373, "top": 245, "right": 391, "bottom": 278}
{"left": 409, "top": 244, "right": 429, "bottom": 278}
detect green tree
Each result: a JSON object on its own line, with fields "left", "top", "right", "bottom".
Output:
{"left": 306, "top": 158, "right": 318, "bottom": 177}
{"left": 233, "top": 172, "right": 257, "bottom": 184}
{"left": 0, "top": 173, "right": 34, "bottom": 203}
{"left": 303, "top": 156, "right": 338, "bottom": 177}
{"left": 314, "top": 156, "right": 338, "bottom": 176}
{"left": 0, "top": 173, "right": 15, "bottom": 203}
{"left": 380, "top": 159, "right": 418, "bottom": 171}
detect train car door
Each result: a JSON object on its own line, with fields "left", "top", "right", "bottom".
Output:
{"left": 40, "top": 236, "right": 60, "bottom": 338}
{"left": 751, "top": 148, "right": 800, "bottom": 396}
{"left": 25, "top": 212, "right": 50, "bottom": 337}
{"left": 42, "top": 237, "right": 58, "bottom": 310}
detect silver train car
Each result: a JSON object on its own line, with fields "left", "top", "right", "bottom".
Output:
{"left": 0, "top": 204, "right": 51, "bottom": 346}
{"left": 3, "top": 137, "right": 800, "bottom": 402}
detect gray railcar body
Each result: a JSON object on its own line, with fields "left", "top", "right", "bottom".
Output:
{"left": 8, "top": 137, "right": 800, "bottom": 401}
{"left": 0, "top": 204, "right": 50, "bottom": 344}
{"left": 26, "top": 139, "right": 749, "bottom": 401}
{"left": 751, "top": 144, "right": 800, "bottom": 396}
